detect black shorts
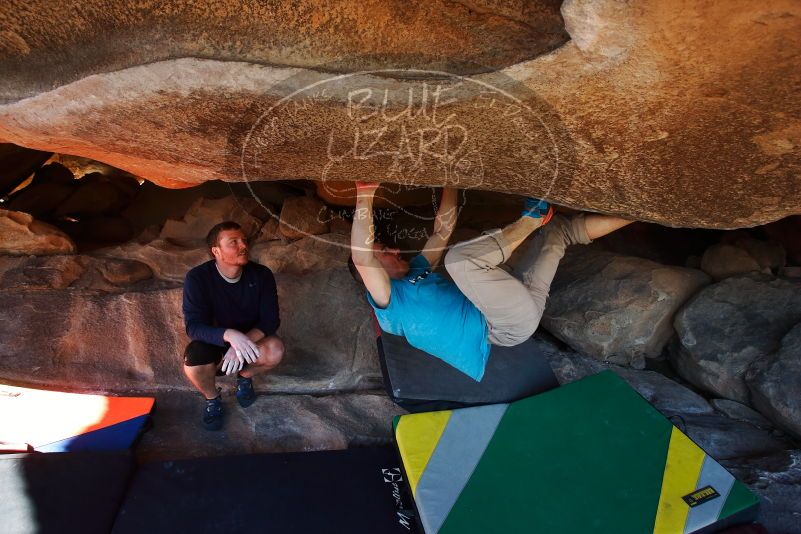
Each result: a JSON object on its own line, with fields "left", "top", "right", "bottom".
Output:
{"left": 184, "top": 340, "right": 228, "bottom": 369}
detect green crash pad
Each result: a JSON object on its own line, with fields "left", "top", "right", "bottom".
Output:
{"left": 394, "top": 371, "right": 758, "bottom": 534}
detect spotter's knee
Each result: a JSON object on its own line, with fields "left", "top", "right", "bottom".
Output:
{"left": 257, "top": 337, "right": 284, "bottom": 367}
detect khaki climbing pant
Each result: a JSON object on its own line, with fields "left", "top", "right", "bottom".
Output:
{"left": 444, "top": 214, "right": 591, "bottom": 347}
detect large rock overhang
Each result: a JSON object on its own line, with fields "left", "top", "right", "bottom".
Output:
{"left": 0, "top": 0, "right": 799, "bottom": 229}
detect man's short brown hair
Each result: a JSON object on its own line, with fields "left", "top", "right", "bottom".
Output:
{"left": 206, "top": 221, "right": 242, "bottom": 253}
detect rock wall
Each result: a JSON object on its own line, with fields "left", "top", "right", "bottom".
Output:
{"left": 0, "top": 0, "right": 568, "bottom": 100}
{"left": 541, "top": 248, "right": 710, "bottom": 367}
{"left": 515, "top": 221, "right": 801, "bottom": 442}
{"left": 1, "top": 192, "right": 800, "bottom": 527}
{"left": 2, "top": 1, "right": 800, "bottom": 519}
{"left": 0, "top": 208, "right": 76, "bottom": 255}
{"left": 0, "top": 0, "right": 799, "bottom": 228}
{"left": 0, "top": 196, "right": 379, "bottom": 394}
{"left": 0, "top": 268, "right": 380, "bottom": 394}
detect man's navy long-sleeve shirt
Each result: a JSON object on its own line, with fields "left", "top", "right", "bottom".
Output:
{"left": 182, "top": 260, "right": 280, "bottom": 346}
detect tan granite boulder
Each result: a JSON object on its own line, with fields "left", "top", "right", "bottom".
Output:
{"left": 1, "top": 255, "right": 85, "bottom": 290}
{"left": 0, "top": 272, "right": 381, "bottom": 393}
{"left": 0, "top": 0, "right": 567, "bottom": 99}
{"left": 671, "top": 275, "right": 801, "bottom": 404}
{"left": 0, "top": 254, "right": 153, "bottom": 291}
{"left": 0, "top": 1, "right": 798, "bottom": 228}
{"left": 541, "top": 248, "right": 710, "bottom": 367}
{"left": 0, "top": 288, "right": 187, "bottom": 391}
{"left": 94, "top": 238, "right": 209, "bottom": 282}
{"left": 701, "top": 244, "right": 763, "bottom": 281}
{"left": 253, "top": 233, "right": 350, "bottom": 275}
{"left": 0, "top": 209, "right": 76, "bottom": 255}
{"left": 278, "top": 197, "right": 330, "bottom": 240}
{"left": 159, "top": 196, "right": 265, "bottom": 246}
{"left": 747, "top": 323, "right": 801, "bottom": 439}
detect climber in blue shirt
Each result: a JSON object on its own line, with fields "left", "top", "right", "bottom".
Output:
{"left": 182, "top": 221, "right": 284, "bottom": 430}
{"left": 350, "top": 182, "right": 632, "bottom": 381}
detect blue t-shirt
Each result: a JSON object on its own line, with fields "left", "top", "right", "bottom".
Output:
{"left": 367, "top": 255, "right": 490, "bottom": 381}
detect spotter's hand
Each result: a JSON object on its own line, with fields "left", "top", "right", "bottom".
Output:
{"left": 221, "top": 346, "right": 245, "bottom": 375}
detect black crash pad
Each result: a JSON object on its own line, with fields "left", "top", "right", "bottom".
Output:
{"left": 377, "top": 329, "right": 559, "bottom": 412}
{"left": 112, "top": 446, "right": 417, "bottom": 534}
{"left": 0, "top": 452, "right": 134, "bottom": 534}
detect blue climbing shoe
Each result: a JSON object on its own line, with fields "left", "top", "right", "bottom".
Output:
{"left": 521, "top": 197, "right": 554, "bottom": 225}
{"left": 236, "top": 376, "right": 256, "bottom": 408}
{"left": 202, "top": 391, "right": 223, "bottom": 431}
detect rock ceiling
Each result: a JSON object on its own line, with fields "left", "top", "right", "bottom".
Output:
{"left": 0, "top": 0, "right": 799, "bottom": 228}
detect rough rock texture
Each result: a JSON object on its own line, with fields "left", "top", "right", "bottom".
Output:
{"left": 95, "top": 193, "right": 284, "bottom": 279}
{"left": 92, "top": 257, "right": 153, "bottom": 287}
{"left": 0, "top": 143, "right": 52, "bottom": 197}
{"left": 54, "top": 172, "right": 139, "bottom": 217}
{"left": 254, "top": 218, "right": 281, "bottom": 243}
{"left": 550, "top": 353, "right": 713, "bottom": 417}
{"left": 118, "top": 180, "right": 295, "bottom": 240}
{"left": 586, "top": 222, "right": 719, "bottom": 268}
{"left": 278, "top": 196, "right": 330, "bottom": 240}
{"left": 0, "top": 209, "right": 76, "bottom": 255}
{"left": 253, "top": 233, "right": 350, "bottom": 275}
{"left": 699, "top": 235, "right": 787, "bottom": 281}
{"left": 315, "top": 181, "right": 439, "bottom": 209}
{"left": 330, "top": 217, "right": 352, "bottom": 236}
{"left": 545, "top": 339, "right": 791, "bottom": 461}
{"left": 731, "top": 236, "right": 786, "bottom": 272}
{"left": 95, "top": 238, "right": 210, "bottom": 282}
{"left": 541, "top": 249, "right": 710, "bottom": 367}
{"left": 0, "top": 254, "right": 156, "bottom": 292}
{"left": 0, "top": 0, "right": 568, "bottom": 98}
{"left": 50, "top": 154, "right": 135, "bottom": 180}
{"left": 0, "top": 192, "right": 392, "bottom": 462}
{"left": 723, "top": 450, "right": 801, "bottom": 534}
{"left": 710, "top": 399, "right": 775, "bottom": 431}
{"left": 3, "top": 162, "right": 75, "bottom": 218}
{"left": 671, "top": 275, "right": 801, "bottom": 404}
{"left": 677, "top": 414, "right": 791, "bottom": 461}
{"left": 98, "top": 227, "right": 350, "bottom": 281}
{"left": 159, "top": 196, "right": 266, "bottom": 246}
{"left": 747, "top": 322, "right": 801, "bottom": 439}
{"left": 0, "top": 288, "right": 186, "bottom": 390}
{"left": 265, "top": 269, "right": 382, "bottom": 393}
{"left": 700, "top": 244, "right": 762, "bottom": 281}
{"left": 782, "top": 266, "right": 801, "bottom": 279}
{"left": 0, "top": 1, "right": 799, "bottom": 227}
{"left": 613, "top": 368, "right": 714, "bottom": 417}
{"left": 0, "top": 255, "right": 86, "bottom": 290}
{"left": 545, "top": 340, "right": 716, "bottom": 417}
{"left": 137, "top": 390, "right": 404, "bottom": 462}
{"left": 0, "top": 267, "right": 380, "bottom": 394}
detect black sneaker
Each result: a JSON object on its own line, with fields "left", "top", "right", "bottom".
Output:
{"left": 236, "top": 376, "right": 256, "bottom": 408}
{"left": 202, "top": 391, "right": 223, "bottom": 431}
